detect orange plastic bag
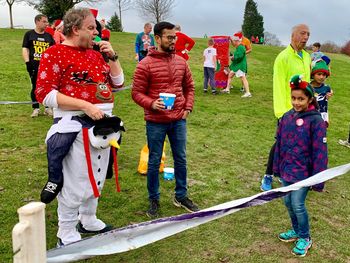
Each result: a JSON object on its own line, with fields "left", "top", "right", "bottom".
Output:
{"left": 137, "top": 143, "right": 166, "bottom": 175}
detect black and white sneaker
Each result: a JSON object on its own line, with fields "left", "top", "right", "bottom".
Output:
{"left": 173, "top": 197, "right": 199, "bottom": 213}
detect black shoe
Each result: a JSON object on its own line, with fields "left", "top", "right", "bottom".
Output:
{"left": 211, "top": 91, "right": 218, "bottom": 95}
{"left": 40, "top": 181, "right": 62, "bottom": 204}
{"left": 204, "top": 89, "right": 208, "bottom": 93}
{"left": 76, "top": 222, "right": 113, "bottom": 234}
{"left": 173, "top": 197, "right": 199, "bottom": 212}
{"left": 146, "top": 199, "right": 160, "bottom": 218}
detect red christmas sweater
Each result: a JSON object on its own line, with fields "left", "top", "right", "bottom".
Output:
{"left": 36, "top": 44, "right": 115, "bottom": 104}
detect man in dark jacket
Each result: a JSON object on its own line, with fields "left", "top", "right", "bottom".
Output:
{"left": 132, "top": 21, "right": 199, "bottom": 218}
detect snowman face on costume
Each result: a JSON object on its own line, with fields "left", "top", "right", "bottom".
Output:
{"left": 88, "top": 120, "right": 124, "bottom": 149}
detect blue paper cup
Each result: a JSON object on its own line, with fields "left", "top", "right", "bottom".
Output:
{"left": 163, "top": 167, "right": 174, "bottom": 180}
{"left": 160, "top": 93, "right": 176, "bottom": 110}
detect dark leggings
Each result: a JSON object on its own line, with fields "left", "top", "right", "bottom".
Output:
{"left": 29, "top": 69, "right": 39, "bottom": 109}
{"left": 265, "top": 142, "right": 276, "bottom": 175}
{"left": 265, "top": 119, "right": 280, "bottom": 175}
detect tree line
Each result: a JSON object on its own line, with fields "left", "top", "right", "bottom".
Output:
{"left": 3, "top": 0, "right": 348, "bottom": 52}
{"left": 2, "top": 0, "right": 177, "bottom": 31}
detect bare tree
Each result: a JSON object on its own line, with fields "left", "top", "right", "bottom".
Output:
{"left": 263, "top": 31, "right": 282, "bottom": 47}
{"left": 25, "top": 0, "right": 102, "bottom": 22}
{"left": 1, "top": 0, "right": 25, "bottom": 29}
{"left": 341, "top": 40, "right": 350, "bottom": 56}
{"left": 136, "top": 0, "right": 175, "bottom": 23}
{"left": 116, "top": 0, "right": 133, "bottom": 30}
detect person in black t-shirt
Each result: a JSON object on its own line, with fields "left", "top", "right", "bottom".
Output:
{"left": 22, "top": 14, "right": 55, "bottom": 117}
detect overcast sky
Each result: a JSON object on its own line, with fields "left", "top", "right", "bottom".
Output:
{"left": 1, "top": 0, "right": 349, "bottom": 46}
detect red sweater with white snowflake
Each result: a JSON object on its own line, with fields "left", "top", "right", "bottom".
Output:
{"left": 36, "top": 44, "right": 115, "bottom": 104}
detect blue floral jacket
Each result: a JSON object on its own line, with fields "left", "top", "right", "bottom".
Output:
{"left": 273, "top": 108, "right": 328, "bottom": 190}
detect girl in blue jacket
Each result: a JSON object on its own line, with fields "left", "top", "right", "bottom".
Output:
{"left": 273, "top": 75, "right": 328, "bottom": 257}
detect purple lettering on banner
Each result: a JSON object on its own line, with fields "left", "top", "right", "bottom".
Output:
{"left": 47, "top": 163, "right": 350, "bottom": 263}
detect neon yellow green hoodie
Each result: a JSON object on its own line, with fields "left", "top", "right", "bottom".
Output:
{"left": 273, "top": 45, "right": 311, "bottom": 118}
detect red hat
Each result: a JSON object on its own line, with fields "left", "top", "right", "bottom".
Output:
{"left": 232, "top": 32, "right": 243, "bottom": 41}
{"left": 90, "top": 8, "right": 98, "bottom": 18}
{"left": 54, "top": 19, "right": 62, "bottom": 28}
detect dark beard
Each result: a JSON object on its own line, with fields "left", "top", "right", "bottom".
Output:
{"left": 160, "top": 43, "right": 174, "bottom": 53}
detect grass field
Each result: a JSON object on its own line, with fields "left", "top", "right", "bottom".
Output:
{"left": 0, "top": 28, "right": 349, "bottom": 262}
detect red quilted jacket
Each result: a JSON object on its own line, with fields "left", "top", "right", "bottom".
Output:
{"left": 132, "top": 48, "right": 195, "bottom": 123}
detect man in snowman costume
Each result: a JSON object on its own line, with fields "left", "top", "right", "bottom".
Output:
{"left": 35, "top": 8, "right": 124, "bottom": 246}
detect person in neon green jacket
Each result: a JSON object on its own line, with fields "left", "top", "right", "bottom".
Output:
{"left": 273, "top": 26, "right": 311, "bottom": 119}
{"left": 261, "top": 24, "right": 311, "bottom": 191}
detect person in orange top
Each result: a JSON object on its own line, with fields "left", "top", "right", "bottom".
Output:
{"left": 241, "top": 36, "right": 252, "bottom": 54}
{"left": 174, "top": 24, "right": 195, "bottom": 61}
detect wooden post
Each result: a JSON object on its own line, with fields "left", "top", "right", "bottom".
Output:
{"left": 12, "top": 202, "right": 46, "bottom": 263}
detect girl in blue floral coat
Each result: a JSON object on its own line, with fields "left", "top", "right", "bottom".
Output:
{"left": 273, "top": 75, "right": 328, "bottom": 257}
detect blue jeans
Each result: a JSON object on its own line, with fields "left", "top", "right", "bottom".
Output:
{"left": 281, "top": 179, "right": 310, "bottom": 239}
{"left": 146, "top": 119, "right": 187, "bottom": 200}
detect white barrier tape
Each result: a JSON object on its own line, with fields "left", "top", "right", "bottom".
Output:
{"left": 0, "top": 101, "right": 35, "bottom": 105}
{"left": 47, "top": 163, "right": 350, "bottom": 262}
{"left": 113, "top": 85, "right": 131, "bottom": 92}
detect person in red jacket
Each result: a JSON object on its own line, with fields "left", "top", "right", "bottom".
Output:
{"left": 174, "top": 24, "right": 195, "bottom": 61}
{"left": 100, "top": 18, "right": 111, "bottom": 41}
{"left": 53, "top": 20, "right": 65, "bottom": 44}
{"left": 132, "top": 21, "right": 199, "bottom": 218}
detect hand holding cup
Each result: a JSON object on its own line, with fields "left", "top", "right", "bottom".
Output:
{"left": 159, "top": 93, "right": 176, "bottom": 110}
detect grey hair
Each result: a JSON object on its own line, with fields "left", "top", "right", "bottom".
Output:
{"left": 291, "top": 24, "right": 309, "bottom": 35}
{"left": 174, "top": 24, "right": 181, "bottom": 31}
{"left": 63, "top": 8, "right": 93, "bottom": 37}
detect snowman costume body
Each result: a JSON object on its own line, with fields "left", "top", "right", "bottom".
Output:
{"left": 35, "top": 42, "right": 125, "bottom": 245}
{"left": 46, "top": 111, "right": 122, "bottom": 245}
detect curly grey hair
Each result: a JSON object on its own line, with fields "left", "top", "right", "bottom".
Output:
{"left": 63, "top": 8, "right": 94, "bottom": 37}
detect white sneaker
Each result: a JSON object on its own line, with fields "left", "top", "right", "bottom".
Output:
{"left": 338, "top": 139, "right": 350, "bottom": 148}
{"left": 31, "top": 108, "right": 40, "bottom": 117}
{"left": 44, "top": 107, "right": 53, "bottom": 116}
{"left": 241, "top": 92, "right": 252, "bottom": 98}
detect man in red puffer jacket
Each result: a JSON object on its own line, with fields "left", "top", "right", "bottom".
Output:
{"left": 132, "top": 21, "right": 198, "bottom": 218}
